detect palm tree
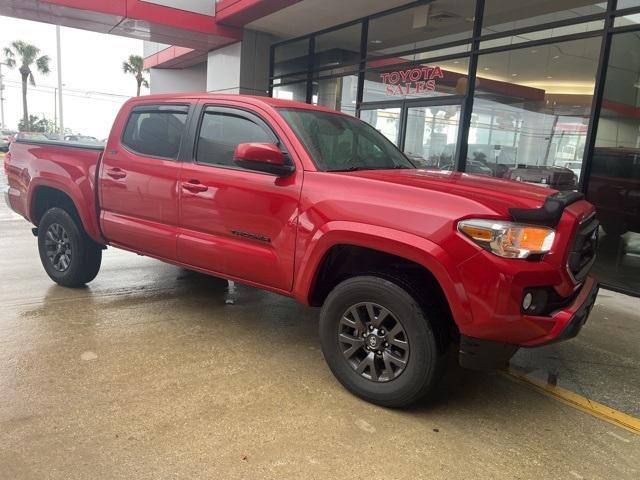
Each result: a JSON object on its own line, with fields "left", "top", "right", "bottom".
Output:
{"left": 3, "top": 41, "right": 50, "bottom": 130}
{"left": 122, "top": 55, "right": 149, "bottom": 96}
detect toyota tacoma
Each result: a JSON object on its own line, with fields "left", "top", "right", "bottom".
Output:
{"left": 4, "top": 94, "right": 599, "bottom": 407}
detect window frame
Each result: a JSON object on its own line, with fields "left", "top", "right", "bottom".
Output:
{"left": 120, "top": 103, "right": 191, "bottom": 161}
{"left": 190, "top": 104, "right": 293, "bottom": 175}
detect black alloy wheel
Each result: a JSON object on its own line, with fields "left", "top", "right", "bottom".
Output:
{"left": 44, "top": 222, "right": 73, "bottom": 272}
{"left": 338, "top": 302, "right": 409, "bottom": 382}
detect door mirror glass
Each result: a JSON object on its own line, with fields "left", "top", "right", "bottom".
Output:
{"left": 233, "top": 143, "right": 294, "bottom": 176}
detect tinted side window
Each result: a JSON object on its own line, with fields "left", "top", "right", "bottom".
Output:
{"left": 196, "top": 112, "right": 273, "bottom": 167}
{"left": 122, "top": 107, "right": 188, "bottom": 159}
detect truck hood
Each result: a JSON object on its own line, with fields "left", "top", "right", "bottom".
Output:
{"left": 344, "top": 169, "right": 553, "bottom": 215}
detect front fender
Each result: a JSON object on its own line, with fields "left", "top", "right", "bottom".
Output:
{"left": 292, "top": 221, "right": 473, "bottom": 326}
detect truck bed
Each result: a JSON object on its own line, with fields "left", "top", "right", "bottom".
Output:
{"left": 5, "top": 138, "right": 105, "bottom": 244}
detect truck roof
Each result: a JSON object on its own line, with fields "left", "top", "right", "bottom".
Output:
{"left": 125, "top": 92, "right": 347, "bottom": 115}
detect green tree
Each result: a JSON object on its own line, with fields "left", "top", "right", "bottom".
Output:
{"left": 18, "top": 115, "right": 56, "bottom": 133}
{"left": 3, "top": 41, "right": 51, "bottom": 128}
{"left": 122, "top": 54, "right": 149, "bottom": 96}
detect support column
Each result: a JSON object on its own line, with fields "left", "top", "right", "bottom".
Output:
{"left": 206, "top": 29, "right": 274, "bottom": 95}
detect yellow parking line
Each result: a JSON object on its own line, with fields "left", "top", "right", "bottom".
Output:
{"left": 501, "top": 367, "right": 640, "bottom": 436}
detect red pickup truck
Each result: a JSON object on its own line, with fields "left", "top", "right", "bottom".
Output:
{"left": 4, "top": 94, "right": 599, "bottom": 407}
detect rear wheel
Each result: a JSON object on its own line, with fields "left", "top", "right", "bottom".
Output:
{"left": 319, "top": 276, "right": 446, "bottom": 407}
{"left": 37, "top": 207, "right": 102, "bottom": 287}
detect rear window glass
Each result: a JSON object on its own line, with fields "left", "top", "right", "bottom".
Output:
{"left": 122, "top": 105, "right": 188, "bottom": 159}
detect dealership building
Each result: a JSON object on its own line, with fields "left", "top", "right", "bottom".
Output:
{"left": 3, "top": 0, "right": 640, "bottom": 295}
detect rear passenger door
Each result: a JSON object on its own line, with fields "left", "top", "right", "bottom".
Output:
{"left": 99, "top": 103, "right": 190, "bottom": 260}
{"left": 177, "top": 104, "right": 302, "bottom": 291}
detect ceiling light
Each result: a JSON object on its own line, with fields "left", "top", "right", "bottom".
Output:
{"left": 511, "top": 73, "right": 518, "bottom": 77}
{"left": 453, "top": 60, "right": 460, "bottom": 64}
{"left": 547, "top": 75, "right": 553, "bottom": 79}
{"left": 370, "top": 39, "right": 383, "bottom": 44}
{"left": 553, "top": 55, "right": 560, "bottom": 59}
{"left": 484, "top": 67, "right": 490, "bottom": 70}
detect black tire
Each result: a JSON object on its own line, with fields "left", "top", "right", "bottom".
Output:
{"left": 319, "top": 275, "right": 446, "bottom": 408}
{"left": 37, "top": 207, "right": 102, "bottom": 287}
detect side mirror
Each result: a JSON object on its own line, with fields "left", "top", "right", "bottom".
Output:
{"left": 233, "top": 143, "right": 295, "bottom": 176}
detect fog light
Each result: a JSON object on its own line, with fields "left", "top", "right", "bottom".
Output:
{"left": 522, "top": 292, "right": 533, "bottom": 310}
{"left": 521, "top": 288, "right": 549, "bottom": 315}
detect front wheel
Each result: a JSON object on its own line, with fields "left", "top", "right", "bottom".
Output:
{"left": 37, "top": 207, "right": 102, "bottom": 287}
{"left": 319, "top": 276, "right": 446, "bottom": 408}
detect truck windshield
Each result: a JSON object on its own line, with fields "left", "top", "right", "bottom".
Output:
{"left": 279, "top": 108, "right": 415, "bottom": 172}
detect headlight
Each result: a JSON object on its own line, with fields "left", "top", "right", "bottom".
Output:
{"left": 457, "top": 219, "right": 555, "bottom": 259}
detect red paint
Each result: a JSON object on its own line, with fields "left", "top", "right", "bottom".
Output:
{"left": 216, "top": 0, "right": 303, "bottom": 27}
{"left": 143, "top": 46, "right": 209, "bottom": 70}
{"left": 5, "top": 93, "right": 597, "bottom": 351}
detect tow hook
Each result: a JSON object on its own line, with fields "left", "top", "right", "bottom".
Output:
{"left": 31, "top": 227, "right": 38, "bottom": 237}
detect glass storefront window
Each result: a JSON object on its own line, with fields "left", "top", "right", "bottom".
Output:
{"left": 467, "top": 36, "right": 601, "bottom": 188}
{"left": 617, "top": 0, "right": 640, "bottom": 8}
{"left": 362, "top": 57, "right": 469, "bottom": 102}
{"left": 312, "top": 75, "right": 359, "bottom": 116}
{"left": 273, "top": 38, "right": 310, "bottom": 77}
{"left": 482, "top": 1, "right": 608, "bottom": 35}
{"left": 403, "top": 105, "right": 462, "bottom": 169}
{"left": 614, "top": 11, "right": 640, "bottom": 26}
{"left": 314, "top": 23, "right": 362, "bottom": 71}
{"left": 360, "top": 108, "right": 402, "bottom": 146}
{"left": 367, "top": 1, "right": 474, "bottom": 59}
{"left": 272, "top": 82, "right": 307, "bottom": 102}
{"left": 588, "top": 31, "right": 640, "bottom": 294}
{"left": 480, "top": 20, "right": 604, "bottom": 50}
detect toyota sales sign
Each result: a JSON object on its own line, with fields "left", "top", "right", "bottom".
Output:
{"left": 380, "top": 66, "right": 444, "bottom": 96}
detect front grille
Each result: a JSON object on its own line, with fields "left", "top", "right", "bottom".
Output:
{"left": 567, "top": 214, "right": 599, "bottom": 284}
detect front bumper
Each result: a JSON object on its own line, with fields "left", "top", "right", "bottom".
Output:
{"left": 459, "top": 276, "right": 599, "bottom": 370}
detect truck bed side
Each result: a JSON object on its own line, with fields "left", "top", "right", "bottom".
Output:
{"left": 4, "top": 140, "right": 105, "bottom": 244}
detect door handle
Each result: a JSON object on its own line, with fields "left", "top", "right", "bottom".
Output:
{"left": 181, "top": 180, "right": 208, "bottom": 193}
{"left": 106, "top": 167, "right": 126, "bottom": 179}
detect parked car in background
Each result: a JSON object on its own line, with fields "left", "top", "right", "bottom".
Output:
{"left": 440, "top": 159, "right": 493, "bottom": 176}
{"left": 44, "top": 133, "right": 65, "bottom": 141}
{"left": 504, "top": 165, "right": 578, "bottom": 191}
{"left": 587, "top": 147, "right": 640, "bottom": 236}
{"left": 0, "top": 129, "right": 17, "bottom": 152}
{"left": 561, "top": 161, "right": 583, "bottom": 179}
{"left": 4, "top": 93, "right": 599, "bottom": 407}
{"left": 440, "top": 143, "right": 518, "bottom": 177}
{"left": 65, "top": 134, "right": 104, "bottom": 145}
{"left": 14, "top": 132, "right": 49, "bottom": 142}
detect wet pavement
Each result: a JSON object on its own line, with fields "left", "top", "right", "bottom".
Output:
{"left": 511, "top": 289, "right": 640, "bottom": 418}
{"left": 1, "top": 159, "right": 639, "bottom": 479}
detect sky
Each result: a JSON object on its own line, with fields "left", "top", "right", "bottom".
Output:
{"left": 0, "top": 16, "right": 148, "bottom": 138}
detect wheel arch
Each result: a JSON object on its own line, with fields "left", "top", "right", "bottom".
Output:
{"left": 28, "top": 180, "right": 103, "bottom": 244}
{"left": 293, "top": 222, "right": 473, "bottom": 327}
